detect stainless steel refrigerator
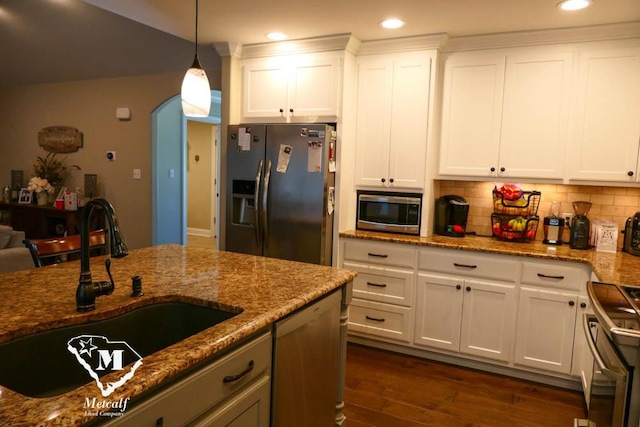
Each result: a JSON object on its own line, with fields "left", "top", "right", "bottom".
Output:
{"left": 225, "top": 124, "right": 336, "bottom": 265}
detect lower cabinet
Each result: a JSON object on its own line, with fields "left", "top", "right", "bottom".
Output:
{"left": 514, "top": 286, "right": 579, "bottom": 374}
{"left": 414, "top": 273, "right": 516, "bottom": 363}
{"left": 104, "top": 332, "right": 272, "bottom": 427}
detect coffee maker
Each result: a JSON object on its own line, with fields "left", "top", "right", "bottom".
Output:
{"left": 623, "top": 212, "right": 640, "bottom": 256}
{"left": 543, "top": 201, "right": 564, "bottom": 245}
{"left": 570, "top": 201, "right": 592, "bottom": 249}
{"left": 434, "top": 195, "right": 469, "bottom": 237}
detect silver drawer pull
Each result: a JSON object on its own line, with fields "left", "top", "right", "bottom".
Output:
{"left": 453, "top": 263, "right": 477, "bottom": 269}
{"left": 365, "top": 315, "right": 385, "bottom": 322}
{"left": 537, "top": 273, "right": 565, "bottom": 280}
{"left": 368, "top": 252, "right": 388, "bottom": 258}
{"left": 223, "top": 360, "right": 254, "bottom": 384}
{"left": 366, "top": 282, "right": 387, "bottom": 288}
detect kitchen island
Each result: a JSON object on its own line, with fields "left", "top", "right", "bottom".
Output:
{"left": 0, "top": 244, "right": 356, "bottom": 426}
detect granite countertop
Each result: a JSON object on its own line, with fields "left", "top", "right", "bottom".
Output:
{"left": 340, "top": 230, "right": 640, "bottom": 287}
{"left": 0, "top": 245, "right": 357, "bottom": 426}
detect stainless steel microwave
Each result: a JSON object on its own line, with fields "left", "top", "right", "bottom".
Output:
{"left": 356, "top": 191, "right": 422, "bottom": 235}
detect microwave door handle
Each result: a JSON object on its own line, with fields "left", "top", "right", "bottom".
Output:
{"left": 262, "top": 160, "right": 272, "bottom": 249}
{"left": 254, "top": 160, "right": 263, "bottom": 246}
{"left": 582, "top": 314, "right": 626, "bottom": 382}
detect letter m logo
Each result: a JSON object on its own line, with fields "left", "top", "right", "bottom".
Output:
{"left": 96, "top": 349, "right": 124, "bottom": 371}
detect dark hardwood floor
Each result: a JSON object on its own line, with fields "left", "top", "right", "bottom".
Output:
{"left": 344, "top": 343, "right": 586, "bottom": 427}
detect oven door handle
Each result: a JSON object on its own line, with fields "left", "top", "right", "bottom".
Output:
{"left": 582, "top": 313, "right": 626, "bottom": 382}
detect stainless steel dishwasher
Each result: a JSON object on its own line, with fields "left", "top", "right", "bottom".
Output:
{"left": 272, "top": 289, "right": 342, "bottom": 427}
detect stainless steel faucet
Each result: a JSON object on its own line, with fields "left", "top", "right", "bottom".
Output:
{"left": 76, "top": 198, "right": 129, "bottom": 312}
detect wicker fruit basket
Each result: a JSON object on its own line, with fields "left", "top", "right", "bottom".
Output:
{"left": 491, "top": 213, "right": 539, "bottom": 242}
{"left": 492, "top": 190, "right": 541, "bottom": 217}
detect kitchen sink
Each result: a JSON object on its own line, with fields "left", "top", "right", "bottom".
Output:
{"left": 0, "top": 302, "right": 241, "bottom": 398}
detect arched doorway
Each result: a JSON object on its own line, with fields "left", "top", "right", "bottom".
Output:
{"left": 151, "top": 91, "right": 221, "bottom": 245}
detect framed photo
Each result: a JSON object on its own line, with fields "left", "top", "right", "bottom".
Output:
{"left": 56, "top": 186, "right": 67, "bottom": 201}
{"left": 18, "top": 188, "right": 33, "bottom": 204}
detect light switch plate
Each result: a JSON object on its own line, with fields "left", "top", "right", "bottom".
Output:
{"left": 133, "top": 169, "right": 141, "bottom": 179}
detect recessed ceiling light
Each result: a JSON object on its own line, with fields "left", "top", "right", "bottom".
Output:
{"left": 380, "top": 18, "right": 405, "bottom": 29}
{"left": 557, "top": 0, "right": 593, "bottom": 11}
{"left": 266, "top": 32, "right": 288, "bottom": 41}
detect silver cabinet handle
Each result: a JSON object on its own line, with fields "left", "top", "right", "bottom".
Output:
{"left": 262, "top": 160, "right": 272, "bottom": 249}
{"left": 254, "top": 160, "right": 263, "bottom": 246}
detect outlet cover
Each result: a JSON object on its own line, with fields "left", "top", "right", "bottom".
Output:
{"left": 133, "top": 169, "right": 141, "bottom": 179}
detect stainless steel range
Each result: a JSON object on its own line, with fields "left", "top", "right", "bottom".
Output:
{"left": 581, "top": 281, "right": 640, "bottom": 427}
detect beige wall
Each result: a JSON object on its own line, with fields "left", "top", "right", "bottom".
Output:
{"left": 0, "top": 71, "right": 220, "bottom": 249}
{"left": 187, "top": 121, "right": 213, "bottom": 231}
{"left": 436, "top": 180, "right": 640, "bottom": 248}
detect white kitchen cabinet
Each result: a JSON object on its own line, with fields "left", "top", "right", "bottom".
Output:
{"left": 414, "top": 272, "right": 516, "bottom": 363}
{"left": 241, "top": 52, "right": 341, "bottom": 122}
{"left": 514, "top": 259, "right": 591, "bottom": 375}
{"left": 354, "top": 51, "right": 433, "bottom": 189}
{"left": 439, "top": 50, "right": 573, "bottom": 179}
{"left": 567, "top": 47, "right": 640, "bottom": 182}
{"left": 341, "top": 239, "right": 416, "bottom": 342}
{"left": 514, "top": 287, "right": 578, "bottom": 375}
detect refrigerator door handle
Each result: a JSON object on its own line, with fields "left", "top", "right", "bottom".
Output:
{"left": 263, "top": 159, "right": 272, "bottom": 249}
{"left": 254, "top": 159, "right": 263, "bottom": 246}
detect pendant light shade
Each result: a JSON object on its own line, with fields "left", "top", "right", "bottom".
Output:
{"left": 181, "top": 0, "right": 210, "bottom": 117}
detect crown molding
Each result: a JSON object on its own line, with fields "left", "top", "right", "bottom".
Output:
{"left": 213, "top": 42, "right": 242, "bottom": 58}
{"left": 238, "top": 34, "right": 360, "bottom": 59}
{"left": 357, "top": 33, "right": 449, "bottom": 55}
{"left": 443, "top": 21, "right": 640, "bottom": 52}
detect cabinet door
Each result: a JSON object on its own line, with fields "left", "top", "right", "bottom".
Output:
{"left": 459, "top": 278, "right": 516, "bottom": 363}
{"left": 190, "top": 376, "right": 271, "bottom": 427}
{"left": 499, "top": 53, "right": 572, "bottom": 179}
{"left": 568, "top": 47, "right": 640, "bottom": 182}
{"left": 439, "top": 54, "right": 505, "bottom": 177}
{"left": 414, "top": 273, "right": 463, "bottom": 352}
{"left": 387, "top": 52, "right": 432, "bottom": 189}
{"left": 242, "top": 59, "right": 288, "bottom": 120}
{"left": 514, "top": 287, "right": 578, "bottom": 374}
{"left": 354, "top": 56, "right": 393, "bottom": 186}
{"left": 288, "top": 55, "right": 340, "bottom": 120}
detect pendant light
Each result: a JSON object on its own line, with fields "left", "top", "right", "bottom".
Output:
{"left": 181, "top": 0, "right": 210, "bottom": 117}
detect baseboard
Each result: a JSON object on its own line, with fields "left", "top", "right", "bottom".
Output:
{"left": 347, "top": 334, "right": 583, "bottom": 392}
{"left": 187, "top": 227, "right": 213, "bottom": 237}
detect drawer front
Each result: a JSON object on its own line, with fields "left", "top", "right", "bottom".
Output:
{"left": 343, "top": 239, "right": 417, "bottom": 268}
{"left": 521, "top": 260, "right": 590, "bottom": 291}
{"left": 419, "top": 248, "right": 519, "bottom": 282}
{"left": 348, "top": 299, "right": 412, "bottom": 342}
{"left": 106, "top": 332, "right": 272, "bottom": 426}
{"left": 344, "top": 261, "right": 415, "bottom": 306}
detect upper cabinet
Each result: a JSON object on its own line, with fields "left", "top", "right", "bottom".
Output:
{"left": 566, "top": 47, "right": 640, "bottom": 183}
{"left": 354, "top": 50, "right": 434, "bottom": 189}
{"left": 438, "top": 49, "right": 573, "bottom": 179}
{"left": 241, "top": 52, "right": 342, "bottom": 123}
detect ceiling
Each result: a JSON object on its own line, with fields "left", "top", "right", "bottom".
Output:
{"left": 1, "top": 0, "right": 639, "bottom": 89}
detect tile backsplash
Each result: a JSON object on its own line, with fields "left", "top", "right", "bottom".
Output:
{"left": 435, "top": 180, "right": 640, "bottom": 249}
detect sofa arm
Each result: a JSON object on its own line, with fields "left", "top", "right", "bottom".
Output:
{"left": 0, "top": 247, "right": 35, "bottom": 274}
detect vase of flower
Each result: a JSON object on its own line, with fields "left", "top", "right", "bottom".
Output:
{"left": 36, "top": 191, "right": 48, "bottom": 206}
{"left": 27, "top": 177, "right": 55, "bottom": 206}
